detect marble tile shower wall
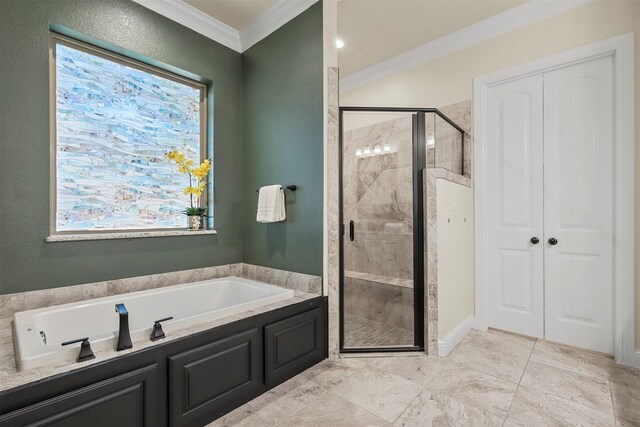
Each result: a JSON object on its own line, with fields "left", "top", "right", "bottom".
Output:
{"left": 343, "top": 116, "right": 414, "bottom": 281}
{"left": 339, "top": 103, "right": 471, "bottom": 353}
{"left": 344, "top": 277, "right": 414, "bottom": 331}
{"left": 426, "top": 113, "right": 464, "bottom": 175}
{"left": 438, "top": 100, "right": 472, "bottom": 179}
{"left": 342, "top": 101, "right": 471, "bottom": 282}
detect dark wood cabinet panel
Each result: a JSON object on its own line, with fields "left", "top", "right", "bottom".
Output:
{"left": 0, "top": 297, "right": 327, "bottom": 427}
{"left": 169, "top": 329, "right": 261, "bottom": 426}
{"left": 0, "top": 364, "right": 160, "bottom": 427}
{"left": 265, "top": 307, "right": 324, "bottom": 385}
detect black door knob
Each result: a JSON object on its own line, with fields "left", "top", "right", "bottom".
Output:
{"left": 548, "top": 238, "right": 558, "bottom": 245}
{"left": 530, "top": 237, "right": 539, "bottom": 244}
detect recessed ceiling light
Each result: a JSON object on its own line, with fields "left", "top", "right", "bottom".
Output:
{"left": 336, "top": 39, "right": 344, "bottom": 49}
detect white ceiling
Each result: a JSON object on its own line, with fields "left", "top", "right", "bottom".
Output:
{"left": 138, "top": 0, "right": 539, "bottom": 66}
{"left": 337, "top": 0, "right": 529, "bottom": 76}
{"left": 183, "top": 0, "right": 278, "bottom": 30}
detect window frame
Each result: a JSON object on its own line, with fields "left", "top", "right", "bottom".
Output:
{"left": 49, "top": 32, "right": 209, "bottom": 235}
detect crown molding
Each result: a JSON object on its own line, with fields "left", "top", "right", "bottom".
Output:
{"left": 132, "top": 0, "right": 241, "bottom": 51}
{"left": 240, "top": 0, "right": 319, "bottom": 51}
{"left": 341, "top": 0, "right": 595, "bottom": 92}
{"left": 132, "top": 0, "right": 319, "bottom": 53}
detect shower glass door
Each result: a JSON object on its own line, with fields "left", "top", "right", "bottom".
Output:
{"left": 339, "top": 109, "right": 425, "bottom": 351}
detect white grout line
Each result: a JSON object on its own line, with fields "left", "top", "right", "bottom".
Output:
{"left": 390, "top": 386, "right": 426, "bottom": 425}
{"left": 608, "top": 379, "right": 620, "bottom": 427}
{"left": 501, "top": 338, "right": 537, "bottom": 427}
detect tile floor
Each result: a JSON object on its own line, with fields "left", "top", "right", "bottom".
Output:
{"left": 209, "top": 329, "right": 640, "bottom": 426}
{"left": 343, "top": 314, "right": 414, "bottom": 348}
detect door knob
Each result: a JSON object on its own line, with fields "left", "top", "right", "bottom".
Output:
{"left": 530, "top": 237, "right": 539, "bottom": 244}
{"left": 548, "top": 238, "right": 558, "bottom": 245}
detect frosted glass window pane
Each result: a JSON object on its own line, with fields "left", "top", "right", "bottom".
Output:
{"left": 54, "top": 41, "right": 205, "bottom": 231}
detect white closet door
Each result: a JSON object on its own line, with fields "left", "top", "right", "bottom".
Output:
{"left": 543, "top": 56, "right": 614, "bottom": 354}
{"left": 484, "top": 75, "right": 544, "bottom": 338}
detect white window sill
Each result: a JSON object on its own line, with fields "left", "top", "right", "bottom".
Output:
{"left": 45, "top": 229, "right": 218, "bottom": 243}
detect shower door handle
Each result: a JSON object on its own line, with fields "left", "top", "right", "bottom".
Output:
{"left": 349, "top": 220, "right": 355, "bottom": 241}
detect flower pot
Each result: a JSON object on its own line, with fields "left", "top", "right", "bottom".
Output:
{"left": 187, "top": 215, "right": 203, "bottom": 231}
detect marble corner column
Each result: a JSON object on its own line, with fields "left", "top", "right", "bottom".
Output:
{"left": 327, "top": 67, "right": 341, "bottom": 358}
{"left": 424, "top": 171, "right": 439, "bottom": 355}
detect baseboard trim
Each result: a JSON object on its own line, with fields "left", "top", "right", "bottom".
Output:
{"left": 438, "top": 316, "right": 474, "bottom": 357}
{"left": 621, "top": 350, "right": 640, "bottom": 369}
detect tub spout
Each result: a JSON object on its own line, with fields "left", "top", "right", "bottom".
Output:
{"left": 115, "top": 303, "right": 132, "bottom": 351}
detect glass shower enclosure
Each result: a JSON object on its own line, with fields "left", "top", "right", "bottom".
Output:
{"left": 339, "top": 107, "right": 464, "bottom": 352}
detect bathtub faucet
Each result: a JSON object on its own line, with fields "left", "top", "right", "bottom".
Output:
{"left": 115, "top": 303, "right": 133, "bottom": 351}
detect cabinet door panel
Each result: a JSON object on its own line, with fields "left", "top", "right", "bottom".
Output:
{"left": 169, "top": 329, "right": 260, "bottom": 426}
{"left": 0, "top": 364, "right": 159, "bottom": 427}
{"left": 265, "top": 307, "right": 324, "bottom": 385}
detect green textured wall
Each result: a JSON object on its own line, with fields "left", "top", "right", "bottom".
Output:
{"left": 0, "top": 0, "right": 243, "bottom": 294}
{"left": 242, "top": 3, "right": 324, "bottom": 276}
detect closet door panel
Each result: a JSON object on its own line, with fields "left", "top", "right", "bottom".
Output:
{"left": 484, "top": 75, "right": 544, "bottom": 337}
{"left": 543, "top": 56, "right": 614, "bottom": 354}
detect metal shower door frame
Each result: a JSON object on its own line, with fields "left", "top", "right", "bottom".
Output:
{"left": 338, "top": 107, "right": 450, "bottom": 353}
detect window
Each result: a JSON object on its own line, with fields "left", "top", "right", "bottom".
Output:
{"left": 51, "top": 33, "right": 208, "bottom": 233}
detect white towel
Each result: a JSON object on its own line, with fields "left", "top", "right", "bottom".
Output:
{"left": 256, "top": 185, "right": 286, "bottom": 223}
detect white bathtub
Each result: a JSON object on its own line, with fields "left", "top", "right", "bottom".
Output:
{"left": 13, "top": 277, "right": 294, "bottom": 371}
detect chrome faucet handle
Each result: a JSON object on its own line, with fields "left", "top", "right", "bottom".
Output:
{"left": 150, "top": 317, "right": 173, "bottom": 342}
{"left": 62, "top": 337, "right": 95, "bottom": 362}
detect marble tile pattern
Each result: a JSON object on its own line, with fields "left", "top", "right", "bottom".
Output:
{"left": 45, "top": 229, "right": 217, "bottom": 242}
{"left": 449, "top": 329, "right": 535, "bottom": 383}
{"left": 438, "top": 99, "right": 472, "bottom": 179}
{"left": 520, "top": 360, "right": 614, "bottom": 413}
{"left": 426, "top": 112, "right": 465, "bottom": 175}
{"left": 343, "top": 314, "right": 414, "bottom": 348}
{"left": 327, "top": 67, "right": 341, "bottom": 358}
{"left": 209, "top": 329, "right": 639, "bottom": 426}
{"left": 338, "top": 107, "right": 470, "bottom": 356}
{"left": 326, "top": 98, "right": 471, "bottom": 359}
{"left": 340, "top": 114, "right": 416, "bottom": 350}
{"left": 0, "top": 263, "right": 237, "bottom": 319}
{"left": 344, "top": 270, "right": 412, "bottom": 288}
{"left": 332, "top": 366, "right": 424, "bottom": 422}
{"left": 0, "top": 263, "right": 320, "bottom": 320}
{"left": 342, "top": 115, "right": 414, "bottom": 282}
{"left": 343, "top": 276, "right": 414, "bottom": 334}
{"left": 241, "top": 264, "right": 321, "bottom": 294}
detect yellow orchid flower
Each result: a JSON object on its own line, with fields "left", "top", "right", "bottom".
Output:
{"left": 167, "top": 150, "right": 212, "bottom": 213}
{"left": 192, "top": 168, "right": 205, "bottom": 180}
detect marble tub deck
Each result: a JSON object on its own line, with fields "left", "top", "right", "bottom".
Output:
{"left": 209, "top": 329, "right": 640, "bottom": 426}
{"left": 0, "top": 289, "right": 319, "bottom": 392}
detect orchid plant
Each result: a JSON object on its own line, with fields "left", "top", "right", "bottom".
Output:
{"left": 165, "top": 150, "right": 211, "bottom": 216}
